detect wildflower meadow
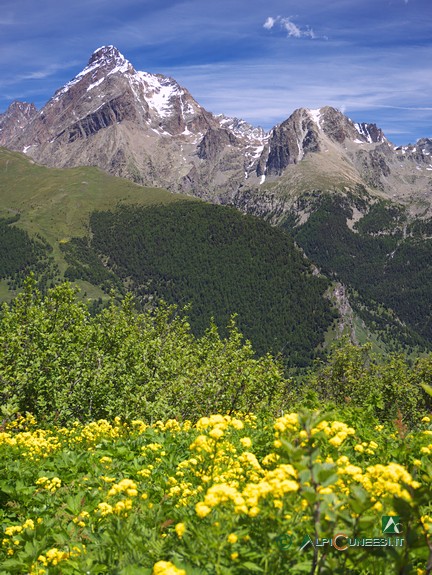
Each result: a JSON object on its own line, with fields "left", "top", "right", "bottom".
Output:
{"left": 1, "top": 411, "right": 431, "bottom": 574}
{"left": 1, "top": 281, "right": 432, "bottom": 574}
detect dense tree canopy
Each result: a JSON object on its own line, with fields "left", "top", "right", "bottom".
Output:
{"left": 63, "top": 202, "right": 336, "bottom": 366}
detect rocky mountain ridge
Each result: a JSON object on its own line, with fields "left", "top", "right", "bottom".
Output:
{"left": 1, "top": 45, "right": 432, "bottom": 216}
{"left": 0, "top": 101, "right": 37, "bottom": 145}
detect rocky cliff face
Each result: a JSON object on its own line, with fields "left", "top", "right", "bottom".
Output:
{"left": 0, "top": 101, "right": 37, "bottom": 146}
{"left": 5, "top": 46, "right": 269, "bottom": 201}
{"left": 2, "top": 46, "right": 432, "bottom": 215}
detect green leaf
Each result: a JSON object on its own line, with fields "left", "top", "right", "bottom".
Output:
{"left": 421, "top": 383, "right": 432, "bottom": 397}
{"left": 241, "top": 562, "right": 264, "bottom": 572}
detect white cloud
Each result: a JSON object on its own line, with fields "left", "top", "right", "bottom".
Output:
{"left": 263, "top": 16, "right": 275, "bottom": 30}
{"left": 264, "top": 15, "right": 317, "bottom": 39}
{"left": 281, "top": 18, "right": 302, "bottom": 38}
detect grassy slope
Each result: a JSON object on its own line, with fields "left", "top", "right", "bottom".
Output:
{"left": 0, "top": 148, "right": 195, "bottom": 297}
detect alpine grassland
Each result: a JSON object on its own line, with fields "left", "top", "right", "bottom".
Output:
{"left": 1, "top": 280, "right": 432, "bottom": 574}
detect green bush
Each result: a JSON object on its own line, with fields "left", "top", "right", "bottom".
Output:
{"left": 0, "top": 277, "right": 284, "bottom": 424}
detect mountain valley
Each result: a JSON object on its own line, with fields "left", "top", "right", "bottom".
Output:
{"left": 1, "top": 45, "right": 432, "bottom": 363}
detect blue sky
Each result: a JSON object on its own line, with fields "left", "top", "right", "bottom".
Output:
{"left": 1, "top": 0, "right": 431, "bottom": 145}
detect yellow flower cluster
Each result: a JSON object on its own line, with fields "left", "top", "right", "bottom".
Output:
{"left": 420, "top": 442, "right": 432, "bottom": 455}
{"left": 100, "top": 475, "right": 116, "bottom": 483}
{"left": 195, "top": 414, "right": 245, "bottom": 432}
{"left": 0, "top": 429, "right": 61, "bottom": 460}
{"left": 153, "top": 419, "right": 192, "bottom": 433}
{"left": 73, "top": 510, "right": 90, "bottom": 528}
{"left": 5, "top": 412, "right": 37, "bottom": 430}
{"left": 107, "top": 478, "right": 138, "bottom": 497}
{"left": 2, "top": 519, "right": 36, "bottom": 555}
{"left": 4, "top": 519, "right": 35, "bottom": 537}
{"left": 420, "top": 515, "right": 432, "bottom": 533}
{"left": 274, "top": 413, "right": 300, "bottom": 433}
{"left": 137, "top": 467, "right": 152, "bottom": 478}
{"left": 337, "top": 458, "right": 419, "bottom": 501}
{"left": 78, "top": 419, "right": 124, "bottom": 444}
{"left": 354, "top": 440, "right": 378, "bottom": 455}
{"left": 362, "top": 463, "right": 420, "bottom": 500}
{"left": 168, "top": 423, "right": 254, "bottom": 508}
{"left": 131, "top": 419, "right": 148, "bottom": 433}
{"left": 152, "top": 560, "right": 186, "bottom": 575}
{"left": 175, "top": 522, "right": 186, "bottom": 538}
{"left": 35, "top": 476, "right": 62, "bottom": 493}
{"left": 195, "top": 462, "right": 299, "bottom": 518}
{"left": 99, "top": 456, "right": 112, "bottom": 465}
{"left": 311, "top": 420, "right": 356, "bottom": 447}
{"left": 34, "top": 545, "right": 83, "bottom": 570}
{"left": 96, "top": 498, "right": 134, "bottom": 517}
{"left": 140, "top": 441, "right": 167, "bottom": 465}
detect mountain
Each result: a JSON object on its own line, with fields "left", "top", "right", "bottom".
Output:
{"left": 0, "top": 148, "right": 335, "bottom": 367}
{"left": 1, "top": 45, "right": 432, "bottom": 354}
{"left": 234, "top": 106, "right": 432, "bottom": 220}
{"left": 2, "top": 47, "right": 431, "bottom": 218}
{"left": 3, "top": 46, "right": 265, "bottom": 201}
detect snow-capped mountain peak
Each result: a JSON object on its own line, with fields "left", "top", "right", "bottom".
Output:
{"left": 217, "top": 114, "right": 267, "bottom": 143}
{"left": 52, "top": 45, "right": 134, "bottom": 101}
{"left": 88, "top": 45, "right": 132, "bottom": 71}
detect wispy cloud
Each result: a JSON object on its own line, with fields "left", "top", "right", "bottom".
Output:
{"left": 18, "top": 61, "right": 80, "bottom": 81}
{"left": 263, "top": 15, "right": 316, "bottom": 39}
{"left": 263, "top": 16, "right": 276, "bottom": 30}
{"left": 162, "top": 43, "right": 432, "bottom": 145}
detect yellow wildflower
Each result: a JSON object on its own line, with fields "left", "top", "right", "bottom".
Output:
{"left": 209, "top": 428, "right": 224, "bottom": 440}
{"left": 240, "top": 437, "right": 252, "bottom": 448}
{"left": 152, "top": 560, "right": 186, "bottom": 575}
{"left": 175, "top": 522, "right": 186, "bottom": 538}
{"left": 196, "top": 502, "right": 212, "bottom": 518}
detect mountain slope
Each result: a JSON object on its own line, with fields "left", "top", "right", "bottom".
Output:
{"left": 5, "top": 45, "right": 431, "bottom": 216}
{"left": 0, "top": 101, "right": 37, "bottom": 145}
{"left": 0, "top": 148, "right": 336, "bottom": 366}
{"left": 282, "top": 193, "right": 432, "bottom": 350}
{"left": 71, "top": 201, "right": 336, "bottom": 365}
{"left": 0, "top": 146, "right": 193, "bottom": 298}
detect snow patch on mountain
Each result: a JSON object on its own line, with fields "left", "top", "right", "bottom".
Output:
{"left": 87, "top": 78, "right": 105, "bottom": 92}
{"left": 217, "top": 115, "right": 267, "bottom": 143}
{"left": 308, "top": 108, "right": 322, "bottom": 129}
{"left": 355, "top": 123, "right": 373, "bottom": 143}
